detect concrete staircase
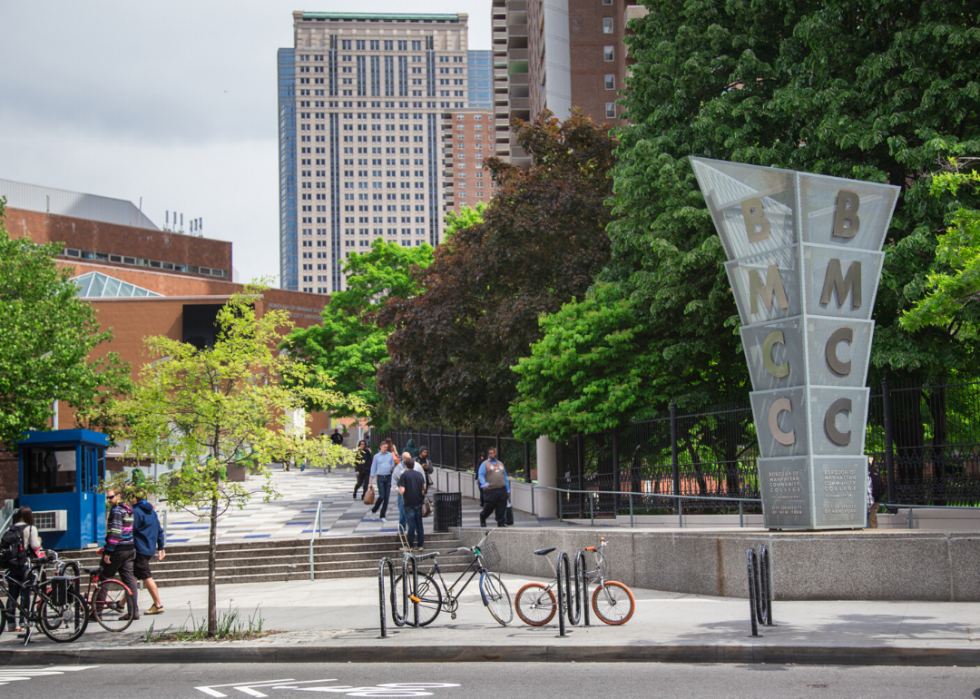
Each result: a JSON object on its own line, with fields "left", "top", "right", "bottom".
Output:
{"left": 58, "top": 532, "right": 470, "bottom": 588}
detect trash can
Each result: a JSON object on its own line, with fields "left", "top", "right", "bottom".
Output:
{"left": 433, "top": 492, "right": 463, "bottom": 532}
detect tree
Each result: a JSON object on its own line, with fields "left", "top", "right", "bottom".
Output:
{"left": 378, "top": 111, "right": 617, "bottom": 432}
{"left": 901, "top": 158, "right": 980, "bottom": 339}
{"left": 514, "top": 0, "right": 980, "bottom": 444}
{"left": 443, "top": 202, "right": 487, "bottom": 240}
{"left": 0, "top": 199, "right": 130, "bottom": 448}
{"left": 113, "top": 284, "right": 361, "bottom": 635}
{"left": 282, "top": 240, "right": 433, "bottom": 431}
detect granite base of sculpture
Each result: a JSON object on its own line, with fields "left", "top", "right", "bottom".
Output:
{"left": 691, "top": 157, "right": 899, "bottom": 530}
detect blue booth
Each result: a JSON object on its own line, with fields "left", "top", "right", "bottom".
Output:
{"left": 17, "top": 429, "right": 108, "bottom": 551}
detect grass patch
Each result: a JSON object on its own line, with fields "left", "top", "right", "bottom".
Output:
{"left": 144, "top": 603, "right": 272, "bottom": 643}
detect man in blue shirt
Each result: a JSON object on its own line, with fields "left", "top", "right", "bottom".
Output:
{"left": 368, "top": 441, "right": 396, "bottom": 522}
{"left": 478, "top": 447, "right": 510, "bottom": 528}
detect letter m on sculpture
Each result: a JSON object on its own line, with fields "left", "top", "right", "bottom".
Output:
{"left": 820, "top": 259, "right": 861, "bottom": 309}
{"left": 749, "top": 264, "right": 790, "bottom": 315}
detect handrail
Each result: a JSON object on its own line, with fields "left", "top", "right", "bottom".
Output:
{"left": 309, "top": 500, "right": 323, "bottom": 581}
{"left": 879, "top": 502, "right": 980, "bottom": 529}
{"left": 0, "top": 499, "right": 15, "bottom": 535}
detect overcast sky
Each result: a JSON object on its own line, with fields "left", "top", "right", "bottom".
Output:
{"left": 0, "top": 1, "right": 490, "bottom": 285}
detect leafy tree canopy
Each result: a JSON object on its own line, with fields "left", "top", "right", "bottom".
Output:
{"left": 282, "top": 240, "right": 433, "bottom": 430}
{"left": 378, "top": 111, "right": 617, "bottom": 433}
{"left": 0, "top": 199, "right": 130, "bottom": 448}
{"left": 515, "top": 0, "right": 980, "bottom": 440}
{"left": 444, "top": 202, "right": 487, "bottom": 240}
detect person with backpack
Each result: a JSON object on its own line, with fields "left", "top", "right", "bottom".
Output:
{"left": 2, "top": 507, "right": 41, "bottom": 633}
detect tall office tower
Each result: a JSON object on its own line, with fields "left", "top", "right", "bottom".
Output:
{"left": 467, "top": 50, "right": 493, "bottom": 108}
{"left": 493, "top": 0, "right": 647, "bottom": 170}
{"left": 278, "top": 12, "right": 469, "bottom": 294}
{"left": 442, "top": 108, "right": 496, "bottom": 215}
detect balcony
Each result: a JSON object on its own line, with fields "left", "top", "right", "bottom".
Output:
{"left": 509, "top": 97, "right": 529, "bottom": 110}
{"left": 507, "top": 0, "right": 527, "bottom": 10}
{"left": 507, "top": 48, "right": 528, "bottom": 61}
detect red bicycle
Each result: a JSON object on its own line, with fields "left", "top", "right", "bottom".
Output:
{"left": 58, "top": 558, "right": 135, "bottom": 632}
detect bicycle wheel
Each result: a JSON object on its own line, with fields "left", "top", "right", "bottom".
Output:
{"left": 39, "top": 588, "right": 88, "bottom": 643}
{"left": 91, "top": 579, "right": 135, "bottom": 632}
{"left": 591, "top": 581, "right": 635, "bottom": 625}
{"left": 515, "top": 583, "right": 556, "bottom": 626}
{"left": 393, "top": 572, "right": 442, "bottom": 627}
{"left": 480, "top": 573, "right": 512, "bottom": 626}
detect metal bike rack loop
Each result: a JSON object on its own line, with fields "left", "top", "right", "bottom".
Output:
{"left": 746, "top": 545, "right": 774, "bottom": 637}
{"left": 556, "top": 551, "right": 589, "bottom": 637}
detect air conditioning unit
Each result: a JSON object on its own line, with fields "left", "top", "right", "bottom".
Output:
{"left": 34, "top": 510, "right": 68, "bottom": 532}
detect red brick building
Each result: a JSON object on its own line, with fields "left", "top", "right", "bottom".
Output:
{"left": 443, "top": 108, "right": 497, "bottom": 217}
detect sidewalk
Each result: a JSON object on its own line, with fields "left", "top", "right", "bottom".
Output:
{"left": 162, "top": 469, "right": 549, "bottom": 546}
{"left": 3, "top": 572, "right": 978, "bottom": 666}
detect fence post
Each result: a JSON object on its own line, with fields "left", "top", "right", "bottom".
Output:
{"left": 524, "top": 441, "right": 531, "bottom": 482}
{"left": 670, "top": 399, "right": 680, "bottom": 514}
{"left": 739, "top": 501, "right": 744, "bottom": 528}
{"left": 453, "top": 430, "right": 459, "bottom": 470}
{"left": 496, "top": 434, "right": 501, "bottom": 460}
{"left": 629, "top": 492, "right": 634, "bottom": 528}
{"left": 473, "top": 427, "right": 479, "bottom": 472}
{"left": 882, "top": 376, "right": 896, "bottom": 504}
{"left": 678, "top": 498, "right": 683, "bottom": 528}
{"left": 611, "top": 428, "right": 620, "bottom": 518}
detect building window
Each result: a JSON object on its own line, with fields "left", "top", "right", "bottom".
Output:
{"left": 342, "top": 40, "right": 351, "bottom": 50}
{"left": 604, "top": 46, "right": 614, "bottom": 62}
{"left": 605, "top": 74, "right": 615, "bottom": 90}
{"left": 602, "top": 0, "right": 612, "bottom": 5}
{"left": 602, "top": 18, "right": 614, "bottom": 33}
{"left": 605, "top": 102, "right": 616, "bottom": 118}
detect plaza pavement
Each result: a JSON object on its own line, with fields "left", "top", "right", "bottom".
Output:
{"left": 2, "top": 572, "right": 978, "bottom": 666}
{"left": 161, "top": 468, "right": 549, "bottom": 546}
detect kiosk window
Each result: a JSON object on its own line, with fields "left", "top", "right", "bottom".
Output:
{"left": 24, "top": 448, "right": 76, "bottom": 494}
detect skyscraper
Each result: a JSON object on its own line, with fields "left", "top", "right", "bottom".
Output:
{"left": 278, "top": 12, "right": 469, "bottom": 294}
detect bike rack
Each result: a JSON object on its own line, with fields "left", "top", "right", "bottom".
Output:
{"left": 378, "top": 550, "right": 442, "bottom": 638}
{"left": 555, "top": 550, "right": 590, "bottom": 637}
{"left": 746, "top": 545, "right": 774, "bottom": 637}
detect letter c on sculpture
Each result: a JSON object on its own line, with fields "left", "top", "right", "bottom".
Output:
{"left": 825, "top": 398, "right": 852, "bottom": 447}
{"left": 768, "top": 398, "right": 796, "bottom": 446}
{"left": 763, "top": 331, "right": 790, "bottom": 378}
{"left": 825, "top": 327, "right": 853, "bottom": 376}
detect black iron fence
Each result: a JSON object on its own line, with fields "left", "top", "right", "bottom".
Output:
{"left": 376, "top": 378, "right": 980, "bottom": 518}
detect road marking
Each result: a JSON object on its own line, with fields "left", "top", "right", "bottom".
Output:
{"left": 0, "top": 665, "right": 98, "bottom": 687}
{"left": 195, "top": 679, "right": 300, "bottom": 697}
{"left": 196, "top": 680, "right": 459, "bottom": 698}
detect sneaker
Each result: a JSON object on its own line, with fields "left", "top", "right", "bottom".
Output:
{"left": 145, "top": 605, "right": 164, "bottom": 615}
{"left": 369, "top": 512, "right": 378, "bottom": 521}
{"left": 480, "top": 515, "right": 487, "bottom": 528}
{"left": 380, "top": 517, "right": 388, "bottom": 523}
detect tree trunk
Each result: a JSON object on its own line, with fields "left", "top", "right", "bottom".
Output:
{"left": 208, "top": 489, "right": 218, "bottom": 636}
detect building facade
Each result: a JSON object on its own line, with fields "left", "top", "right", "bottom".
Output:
{"left": 467, "top": 50, "right": 493, "bottom": 108}
{"left": 443, "top": 108, "right": 496, "bottom": 215}
{"left": 493, "top": 0, "right": 646, "bottom": 169}
{"left": 278, "top": 12, "right": 470, "bottom": 293}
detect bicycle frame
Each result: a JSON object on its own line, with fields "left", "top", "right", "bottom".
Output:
{"left": 1, "top": 562, "right": 61, "bottom": 643}
{"left": 417, "top": 530, "right": 494, "bottom": 606}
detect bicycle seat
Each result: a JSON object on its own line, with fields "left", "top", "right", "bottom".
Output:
{"left": 84, "top": 567, "right": 102, "bottom": 575}
{"left": 534, "top": 547, "right": 556, "bottom": 556}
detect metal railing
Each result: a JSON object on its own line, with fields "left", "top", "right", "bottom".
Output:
{"left": 537, "top": 485, "right": 763, "bottom": 528}
{"left": 879, "top": 503, "right": 980, "bottom": 529}
{"left": 309, "top": 501, "right": 324, "bottom": 581}
{"left": 0, "top": 499, "right": 14, "bottom": 535}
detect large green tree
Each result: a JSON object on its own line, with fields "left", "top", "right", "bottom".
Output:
{"left": 0, "top": 200, "right": 130, "bottom": 448}
{"left": 513, "top": 0, "right": 980, "bottom": 442}
{"left": 283, "top": 240, "right": 433, "bottom": 430}
{"left": 378, "top": 111, "right": 617, "bottom": 432}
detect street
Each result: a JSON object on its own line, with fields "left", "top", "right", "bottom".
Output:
{"left": 6, "top": 663, "right": 979, "bottom": 699}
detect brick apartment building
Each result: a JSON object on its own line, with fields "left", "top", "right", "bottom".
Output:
{"left": 443, "top": 108, "right": 497, "bottom": 215}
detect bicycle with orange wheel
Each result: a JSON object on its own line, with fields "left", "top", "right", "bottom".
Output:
{"left": 514, "top": 537, "right": 635, "bottom": 626}
{"left": 57, "top": 558, "right": 136, "bottom": 632}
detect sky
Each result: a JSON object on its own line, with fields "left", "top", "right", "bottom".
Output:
{"left": 0, "top": 1, "right": 490, "bottom": 285}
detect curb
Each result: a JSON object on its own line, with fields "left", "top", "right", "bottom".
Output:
{"left": 1, "top": 643, "right": 977, "bottom": 667}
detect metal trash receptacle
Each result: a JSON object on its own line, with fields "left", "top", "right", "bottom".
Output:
{"left": 433, "top": 492, "right": 462, "bottom": 532}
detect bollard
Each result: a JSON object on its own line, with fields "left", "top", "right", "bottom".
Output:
{"left": 739, "top": 501, "right": 744, "bottom": 528}
{"left": 590, "top": 495, "right": 595, "bottom": 526}
{"left": 378, "top": 557, "right": 397, "bottom": 638}
{"left": 746, "top": 549, "right": 759, "bottom": 637}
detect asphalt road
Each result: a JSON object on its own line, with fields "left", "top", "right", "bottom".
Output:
{"left": 5, "top": 663, "right": 980, "bottom": 699}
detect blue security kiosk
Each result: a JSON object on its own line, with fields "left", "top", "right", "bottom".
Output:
{"left": 17, "top": 429, "right": 108, "bottom": 551}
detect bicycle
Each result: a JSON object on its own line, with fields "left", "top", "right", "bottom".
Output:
{"left": 514, "top": 537, "right": 636, "bottom": 626}
{"left": 57, "top": 558, "right": 136, "bottom": 632}
{"left": 393, "top": 529, "right": 513, "bottom": 627}
{"left": 0, "top": 550, "right": 89, "bottom": 644}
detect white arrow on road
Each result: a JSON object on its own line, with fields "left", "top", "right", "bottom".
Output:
{"left": 0, "top": 666, "right": 98, "bottom": 687}
{"left": 195, "top": 679, "right": 337, "bottom": 698}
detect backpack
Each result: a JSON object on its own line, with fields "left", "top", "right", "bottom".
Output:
{"left": 0, "top": 524, "right": 28, "bottom": 570}
{"left": 870, "top": 467, "right": 886, "bottom": 502}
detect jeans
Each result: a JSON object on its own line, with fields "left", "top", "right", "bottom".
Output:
{"left": 397, "top": 492, "right": 406, "bottom": 532}
{"left": 405, "top": 503, "right": 424, "bottom": 548}
{"left": 372, "top": 476, "right": 391, "bottom": 519}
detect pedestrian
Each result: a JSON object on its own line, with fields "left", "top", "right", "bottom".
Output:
{"left": 102, "top": 487, "right": 139, "bottom": 619}
{"left": 392, "top": 452, "right": 412, "bottom": 534}
{"left": 478, "top": 447, "right": 510, "bottom": 528}
{"left": 405, "top": 438, "right": 420, "bottom": 460}
{"left": 353, "top": 440, "right": 372, "bottom": 499}
{"left": 368, "top": 441, "right": 396, "bottom": 523}
{"left": 477, "top": 449, "right": 488, "bottom": 508}
{"left": 330, "top": 428, "right": 344, "bottom": 447}
{"left": 868, "top": 463, "right": 885, "bottom": 529}
{"left": 131, "top": 494, "right": 167, "bottom": 615}
{"left": 418, "top": 446, "right": 433, "bottom": 488}
{"left": 398, "top": 456, "right": 426, "bottom": 551}
{"left": 2, "top": 507, "right": 41, "bottom": 632}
